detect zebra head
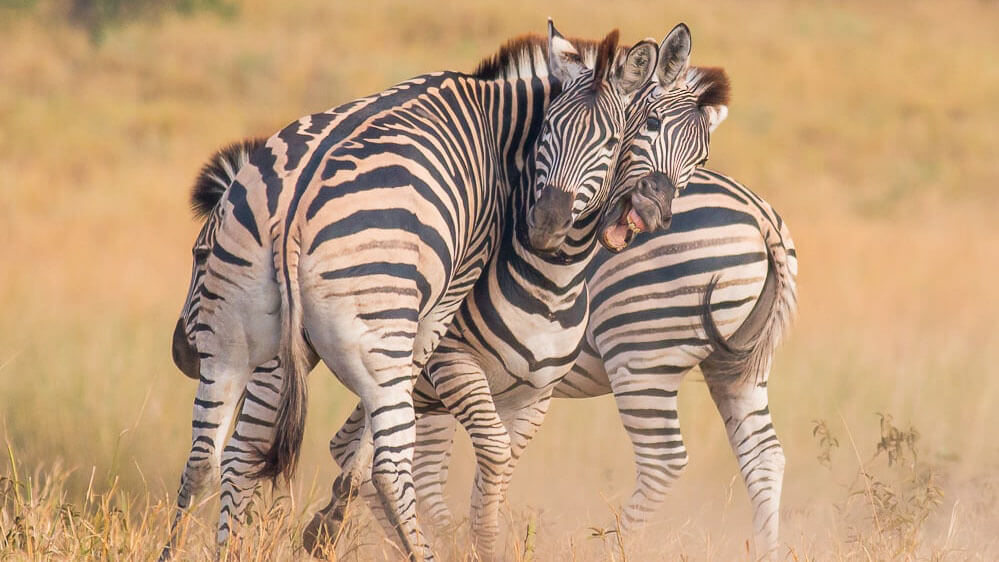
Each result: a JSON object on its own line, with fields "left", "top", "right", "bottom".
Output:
{"left": 599, "top": 24, "right": 731, "bottom": 252}
{"left": 527, "top": 21, "right": 658, "bottom": 254}
{"left": 171, "top": 138, "right": 266, "bottom": 379}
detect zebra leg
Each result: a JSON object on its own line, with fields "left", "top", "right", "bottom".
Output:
{"left": 320, "top": 407, "right": 457, "bottom": 552}
{"left": 503, "top": 394, "right": 553, "bottom": 472}
{"left": 610, "top": 370, "right": 689, "bottom": 530}
{"left": 304, "top": 410, "right": 376, "bottom": 557}
{"left": 429, "top": 359, "right": 511, "bottom": 562}
{"left": 161, "top": 359, "right": 252, "bottom": 561}
{"left": 304, "top": 327, "right": 432, "bottom": 560}
{"left": 365, "top": 386, "right": 434, "bottom": 562}
{"left": 216, "top": 358, "right": 282, "bottom": 549}
{"left": 706, "top": 379, "right": 783, "bottom": 560}
{"left": 308, "top": 403, "right": 397, "bottom": 551}
{"left": 412, "top": 413, "right": 458, "bottom": 529}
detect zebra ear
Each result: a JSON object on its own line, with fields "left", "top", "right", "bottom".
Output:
{"left": 610, "top": 39, "right": 658, "bottom": 97}
{"left": 686, "top": 67, "right": 731, "bottom": 133}
{"left": 657, "top": 23, "right": 691, "bottom": 89}
{"left": 703, "top": 105, "right": 728, "bottom": 133}
{"left": 547, "top": 18, "right": 586, "bottom": 82}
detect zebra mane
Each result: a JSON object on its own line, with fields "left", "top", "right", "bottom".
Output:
{"left": 684, "top": 66, "right": 731, "bottom": 107}
{"left": 190, "top": 137, "right": 267, "bottom": 220}
{"left": 472, "top": 33, "right": 615, "bottom": 81}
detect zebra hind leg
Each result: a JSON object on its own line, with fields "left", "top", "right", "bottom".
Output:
{"left": 365, "top": 386, "right": 434, "bottom": 562}
{"left": 160, "top": 361, "right": 252, "bottom": 561}
{"left": 303, "top": 407, "right": 375, "bottom": 557}
{"left": 216, "top": 358, "right": 283, "bottom": 552}
{"left": 610, "top": 372, "right": 689, "bottom": 531}
{"left": 336, "top": 410, "right": 457, "bottom": 553}
{"left": 305, "top": 335, "right": 433, "bottom": 559}
{"left": 705, "top": 377, "right": 784, "bottom": 561}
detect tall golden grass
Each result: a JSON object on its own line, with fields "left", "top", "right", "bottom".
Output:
{"left": 2, "top": 0, "right": 998, "bottom": 559}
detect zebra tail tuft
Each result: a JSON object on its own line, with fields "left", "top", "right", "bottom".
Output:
{"left": 700, "top": 217, "right": 797, "bottom": 387}
{"left": 253, "top": 234, "right": 310, "bottom": 482}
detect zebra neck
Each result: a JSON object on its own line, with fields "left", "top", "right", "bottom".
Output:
{"left": 505, "top": 204, "right": 602, "bottom": 301}
{"left": 477, "top": 75, "right": 561, "bottom": 191}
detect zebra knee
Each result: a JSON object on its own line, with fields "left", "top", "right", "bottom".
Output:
{"left": 478, "top": 431, "right": 513, "bottom": 472}
{"left": 769, "top": 441, "right": 786, "bottom": 475}
{"left": 182, "top": 452, "right": 218, "bottom": 494}
{"left": 329, "top": 404, "right": 366, "bottom": 467}
{"left": 370, "top": 462, "right": 408, "bottom": 502}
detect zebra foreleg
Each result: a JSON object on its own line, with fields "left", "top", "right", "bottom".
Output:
{"left": 161, "top": 360, "right": 252, "bottom": 561}
{"left": 412, "top": 413, "right": 458, "bottom": 530}
{"left": 610, "top": 372, "right": 688, "bottom": 530}
{"left": 429, "top": 359, "right": 512, "bottom": 562}
{"left": 707, "top": 379, "right": 783, "bottom": 561}
{"left": 503, "top": 394, "right": 553, "bottom": 473}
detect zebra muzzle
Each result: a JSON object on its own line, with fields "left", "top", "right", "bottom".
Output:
{"left": 600, "top": 200, "right": 646, "bottom": 252}
{"left": 526, "top": 187, "right": 574, "bottom": 252}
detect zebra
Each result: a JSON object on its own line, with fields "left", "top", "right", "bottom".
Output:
{"left": 164, "top": 21, "right": 670, "bottom": 561}
{"left": 297, "top": 25, "right": 669, "bottom": 561}
{"left": 326, "top": 25, "right": 734, "bottom": 560}
{"left": 407, "top": 168, "right": 798, "bottom": 560}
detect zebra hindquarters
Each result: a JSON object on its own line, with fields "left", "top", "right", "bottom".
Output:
{"left": 703, "top": 377, "right": 784, "bottom": 561}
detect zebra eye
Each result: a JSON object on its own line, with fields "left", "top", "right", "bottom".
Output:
{"left": 193, "top": 247, "right": 210, "bottom": 262}
{"left": 604, "top": 137, "right": 619, "bottom": 151}
{"left": 645, "top": 116, "right": 661, "bottom": 131}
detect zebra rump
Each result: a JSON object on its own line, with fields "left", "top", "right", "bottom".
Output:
{"left": 700, "top": 219, "right": 797, "bottom": 386}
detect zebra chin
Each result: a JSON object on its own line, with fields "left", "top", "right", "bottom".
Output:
{"left": 171, "top": 318, "right": 200, "bottom": 380}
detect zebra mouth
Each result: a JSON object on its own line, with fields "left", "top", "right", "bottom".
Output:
{"left": 600, "top": 200, "right": 648, "bottom": 252}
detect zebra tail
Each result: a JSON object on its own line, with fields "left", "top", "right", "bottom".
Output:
{"left": 700, "top": 217, "right": 798, "bottom": 387}
{"left": 254, "top": 230, "right": 311, "bottom": 482}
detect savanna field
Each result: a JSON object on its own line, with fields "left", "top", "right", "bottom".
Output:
{"left": 2, "top": 0, "right": 998, "bottom": 559}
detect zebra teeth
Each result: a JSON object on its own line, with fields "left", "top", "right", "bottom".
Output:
{"left": 601, "top": 228, "right": 627, "bottom": 251}
{"left": 627, "top": 215, "right": 642, "bottom": 235}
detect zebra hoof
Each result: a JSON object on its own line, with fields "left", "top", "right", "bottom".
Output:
{"left": 302, "top": 510, "right": 343, "bottom": 557}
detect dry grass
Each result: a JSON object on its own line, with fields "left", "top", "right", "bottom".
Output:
{"left": 2, "top": 0, "right": 998, "bottom": 559}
